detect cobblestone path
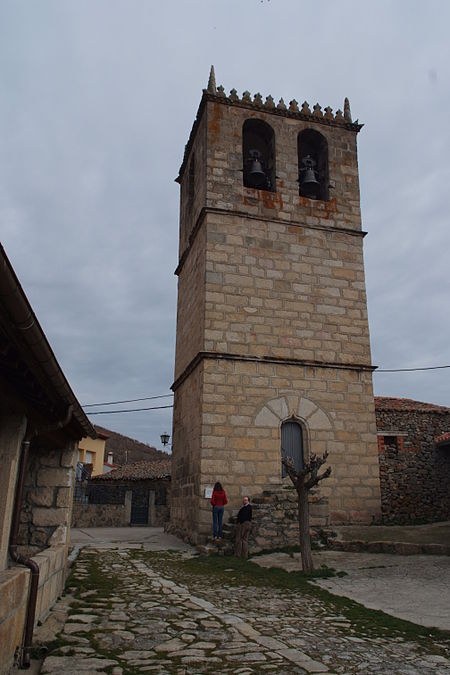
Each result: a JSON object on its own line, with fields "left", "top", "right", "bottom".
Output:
{"left": 40, "top": 548, "right": 450, "bottom": 674}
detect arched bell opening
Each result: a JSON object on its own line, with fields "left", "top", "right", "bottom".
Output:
{"left": 242, "top": 119, "right": 276, "bottom": 192}
{"left": 297, "top": 129, "right": 329, "bottom": 201}
{"left": 281, "top": 418, "right": 305, "bottom": 478}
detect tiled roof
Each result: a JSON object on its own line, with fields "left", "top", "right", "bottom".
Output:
{"left": 92, "top": 459, "right": 171, "bottom": 482}
{"left": 435, "top": 432, "right": 450, "bottom": 447}
{"left": 375, "top": 397, "right": 450, "bottom": 414}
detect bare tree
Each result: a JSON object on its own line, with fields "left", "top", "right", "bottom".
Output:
{"left": 282, "top": 452, "right": 331, "bottom": 573}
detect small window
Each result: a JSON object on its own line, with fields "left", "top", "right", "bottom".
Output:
{"left": 281, "top": 419, "right": 304, "bottom": 478}
{"left": 298, "top": 129, "right": 329, "bottom": 201}
{"left": 242, "top": 119, "right": 275, "bottom": 192}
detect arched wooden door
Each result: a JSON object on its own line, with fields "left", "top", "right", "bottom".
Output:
{"left": 281, "top": 420, "right": 304, "bottom": 477}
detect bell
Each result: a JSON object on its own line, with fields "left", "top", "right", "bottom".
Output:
{"left": 247, "top": 150, "right": 266, "bottom": 188}
{"left": 300, "top": 167, "right": 320, "bottom": 196}
{"left": 299, "top": 155, "right": 320, "bottom": 198}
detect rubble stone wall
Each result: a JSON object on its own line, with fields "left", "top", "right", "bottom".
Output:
{"left": 18, "top": 441, "right": 77, "bottom": 556}
{"left": 376, "top": 408, "right": 450, "bottom": 523}
{"left": 72, "top": 482, "right": 170, "bottom": 529}
{"left": 247, "top": 488, "right": 329, "bottom": 552}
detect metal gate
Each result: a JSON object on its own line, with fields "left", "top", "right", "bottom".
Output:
{"left": 281, "top": 420, "right": 304, "bottom": 477}
{"left": 130, "top": 488, "right": 149, "bottom": 525}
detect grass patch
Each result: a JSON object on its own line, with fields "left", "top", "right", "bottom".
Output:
{"left": 66, "top": 552, "right": 120, "bottom": 600}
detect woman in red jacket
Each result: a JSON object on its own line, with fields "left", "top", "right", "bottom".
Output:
{"left": 211, "top": 481, "right": 227, "bottom": 540}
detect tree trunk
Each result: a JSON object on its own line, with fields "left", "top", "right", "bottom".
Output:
{"left": 297, "top": 483, "right": 314, "bottom": 573}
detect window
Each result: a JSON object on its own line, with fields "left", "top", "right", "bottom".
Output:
{"left": 298, "top": 129, "right": 329, "bottom": 201}
{"left": 281, "top": 419, "right": 304, "bottom": 478}
{"left": 242, "top": 119, "right": 275, "bottom": 192}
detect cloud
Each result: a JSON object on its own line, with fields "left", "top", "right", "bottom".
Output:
{"left": 1, "top": 1, "right": 449, "bottom": 444}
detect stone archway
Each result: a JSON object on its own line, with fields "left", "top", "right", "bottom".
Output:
{"left": 254, "top": 394, "right": 332, "bottom": 433}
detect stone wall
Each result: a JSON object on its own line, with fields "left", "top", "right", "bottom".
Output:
{"left": 18, "top": 441, "right": 77, "bottom": 556}
{"left": 376, "top": 407, "right": 450, "bottom": 524}
{"left": 247, "top": 488, "right": 329, "bottom": 552}
{"left": 71, "top": 502, "right": 130, "bottom": 528}
{"left": 0, "top": 545, "right": 67, "bottom": 675}
{"left": 72, "top": 482, "right": 170, "bottom": 528}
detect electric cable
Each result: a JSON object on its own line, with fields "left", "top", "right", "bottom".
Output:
{"left": 376, "top": 365, "right": 450, "bottom": 373}
{"left": 83, "top": 393, "right": 173, "bottom": 407}
{"left": 83, "top": 365, "right": 450, "bottom": 415}
{"left": 87, "top": 404, "right": 174, "bottom": 415}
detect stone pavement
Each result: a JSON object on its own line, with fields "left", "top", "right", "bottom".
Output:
{"left": 255, "top": 550, "right": 450, "bottom": 630}
{"left": 70, "top": 527, "right": 194, "bottom": 551}
{"left": 330, "top": 521, "right": 450, "bottom": 555}
{"left": 35, "top": 538, "right": 450, "bottom": 674}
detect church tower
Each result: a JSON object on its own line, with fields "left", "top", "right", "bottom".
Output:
{"left": 170, "top": 68, "right": 381, "bottom": 543}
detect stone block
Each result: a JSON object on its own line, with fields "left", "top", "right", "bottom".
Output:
{"left": 0, "top": 568, "right": 29, "bottom": 674}
{"left": 32, "top": 507, "right": 70, "bottom": 527}
{"left": 37, "top": 468, "right": 72, "bottom": 487}
{"left": 255, "top": 407, "right": 280, "bottom": 427}
{"left": 56, "top": 488, "right": 72, "bottom": 508}
{"left": 28, "top": 487, "right": 54, "bottom": 507}
{"left": 60, "top": 447, "right": 76, "bottom": 468}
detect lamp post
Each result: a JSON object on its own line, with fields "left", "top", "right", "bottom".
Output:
{"left": 160, "top": 432, "right": 170, "bottom": 448}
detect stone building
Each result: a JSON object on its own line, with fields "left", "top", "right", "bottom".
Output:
{"left": 72, "top": 459, "right": 171, "bottom": 528}
{"left": 0, "top": 243, "right": 94, "bottom": 672}
{"left": 375, "top": 396, "right": 450, "bottom": 524}
{"left": 170, "top": 68, "right": 381, "bottom": 544}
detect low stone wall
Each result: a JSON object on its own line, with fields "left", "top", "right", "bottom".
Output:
{"left": 0, "top": 545, "right": 67, "bottom": 675}
{"left": 71, "top": 502, "right": 130, "bottom": 528}
{"left": 248, "top": 488, "right": 329, "bottom": 552}
{"left": 71, "top": 492, "right": 169, "bottom": 528}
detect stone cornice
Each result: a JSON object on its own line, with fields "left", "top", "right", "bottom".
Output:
{"left": 172, "top": 351, "right": 376, "bottom": 392}
{"left": 175, "top": 206, "right": 367, "bottom": 277}
{"left": 177, "top": 84, "right": 362, "bottom": 182}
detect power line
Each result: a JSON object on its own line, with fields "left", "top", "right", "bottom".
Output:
{"left": 83, "top": 393, "right": 173, "bottom": 408}
{"left": 83, "top": 365, "right": 450, "bottom": 415}
{"left": 376, "top": 365, "right": 450, "bottom": 373}
{"left": 87, "top": 404, "right": 174, "bottom": 415}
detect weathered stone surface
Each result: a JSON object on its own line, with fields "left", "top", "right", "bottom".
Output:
{"left": 37, "top": 547, "right": 450, "bottom": 675}
{"left": 376, "top": 403, "right": 450, "bottom": 524}
{"left": 41, "top": 656, "right": 118, "bottom": 673}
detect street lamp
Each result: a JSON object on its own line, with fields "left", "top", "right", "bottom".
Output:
{"left": 160, "top": 432, "right": 170, "bottom": 447}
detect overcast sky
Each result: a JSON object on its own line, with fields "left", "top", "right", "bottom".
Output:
{"left": 1, "top": 1, "right": 449, "bottom": 447}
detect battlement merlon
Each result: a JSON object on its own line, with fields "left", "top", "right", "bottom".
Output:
{"left": 176, "top": 67, "right": 362, "bottom": 183}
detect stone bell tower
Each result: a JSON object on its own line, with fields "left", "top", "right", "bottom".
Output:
{"left": 170, "top": 67, "right": 381, "bottom": 544}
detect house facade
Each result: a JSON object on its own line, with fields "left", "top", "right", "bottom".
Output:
{"left": 375, "top": 397, "right": 450, "bottom": 524}
{"left": 72, "top": 459, "right": 171, "bottom": 528}
{"left": 0, "top": 243, "right": 94, "bottom": 673}
{"left": 77, "top": 429, "right": 109, "bottom": 477}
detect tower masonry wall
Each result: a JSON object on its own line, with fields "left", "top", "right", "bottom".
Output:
{"left": 204, "top": 211, "right": 371, "bottom": 366}
{"left": 174, "top": 223, "right": 207, "bottom": 381}
{"left": 170, "top": 361, "right": 204, "bottom": 542}
{"left": 196, "top": 358, "right": 380, "bottom": 536}
{"left": 204, "top": 100, "right": 361, "bottom": 231}
{"left": 172, "top": 89, "right": 381, "bottom": 543}
{"left": 178, "top": 109, "right": 207, "bottom": 258}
